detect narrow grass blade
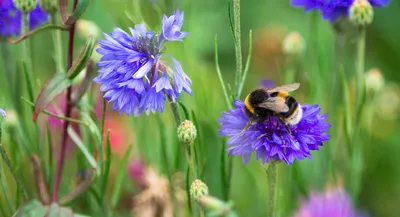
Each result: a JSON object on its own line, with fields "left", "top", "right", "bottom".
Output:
{"left": 67, "top": 126, "right": 98, "bottom": 171}
{"left": 111, "top": 144, "right": 133, "bottom": 209}
{"left": 100, "top": 130, "right": 112, "bottom": 198}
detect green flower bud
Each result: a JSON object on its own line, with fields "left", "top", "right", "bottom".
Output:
{"left": 13, "top": 0, "right": 37, "bottom": 13}
{"left": 177, "top": 120, "right": 197, "bottom": 145}
{"left": 77, "top": 20, "right": 101, "bottom": 40}
{"left": 349, "top": 0, "right": 373, "bottom": 26}
{"left": 282, "top": 32, "right": 305, "bottom": 56}
{"left": 365, "top": 68, "right": 384, "bottom": 93}
{"left": 190, "top": 179, "right": 208, "bottom": 201}
{"left": 40, "top": 0, "right": 57, "bottom": 14}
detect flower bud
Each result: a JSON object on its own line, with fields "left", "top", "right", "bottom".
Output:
{"left": 282, "top": 32, "right": 305, "bottom": 56}
{"left": 40, "top": 0, "right": 57, "bottom": 14}
{"left": 349, "top": 0, "right": 373, "bottom": 26}
{"left": 13, "top": 0, "right": 37, "bottom": 13}
{"left": 365, "top": 68, "right": 384, "bottom": 93}
{"left": 76, "top": 19, "right": 101, "bottom": 40}
{"left": 177, "top": 120, "right": 197, "bottom": 145}
{"left": 190, "top": 179, "right": 208, "bottom": 201}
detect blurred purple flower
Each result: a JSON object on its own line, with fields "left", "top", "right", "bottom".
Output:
{"left": 259, "top": 79, "right": 275, "bottom": 89}
{"left": 94, "top": 9, "right": 191, "bottom": 116}
{"left": 293, "top": 187, "right": 366, "bottom": 217}
{"left": 291, "top": 0, "right": 390, "bottom": 22}
{"left": 218, "top": 100, "right": 330, "bottom": 164}
{"left": 0, "top": 108, "right": 6, "bottom": 118}
{"left": 0, "top": 0, "right": 48, "bottom": 38}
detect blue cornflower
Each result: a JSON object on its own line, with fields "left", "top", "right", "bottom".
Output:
{"left": 0, "top": 0, "right": 48, "bottom": 38}
{"left": 94, "top": 9, "right": 191, "bottom": 116}
{"left": 293, "top": 187, "right": 366, "bottom": 217}
{"left": 291, "top": 0, "right": 390, "bottom": 22}
{"left": 0, "top": 108, "right": 6, "bottom": 118}
{"left": 218, "top": 100, "right": 330, "bottom": 164}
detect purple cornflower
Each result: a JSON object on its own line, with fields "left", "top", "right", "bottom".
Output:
{"left": 291, "top": 0, "right": 390, "bottom": 22}
{"left": 0, "top": 0, "right": 48, "bottom": 38}
{"left": 94, "top": 9, "right": 191, "bottom": 116}
{"left": 218, "top": 100, "right": 330, "bottom": 164}
{"left": 0, "top": 108, "right": 6, "bottom": 118}
{"left": 293, "top": 187, "right": 366, "bottom": 217}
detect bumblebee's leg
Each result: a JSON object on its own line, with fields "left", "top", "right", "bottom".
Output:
{"left": 278, "top": 117, "right": 292, "bottom": 134}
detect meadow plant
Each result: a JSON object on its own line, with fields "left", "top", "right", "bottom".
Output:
{"left": 0, "top": 0, "right": 396, "bottom": 216}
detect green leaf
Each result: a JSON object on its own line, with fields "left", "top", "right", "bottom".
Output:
{"left": 33, "top": 73, "right": 71, "bottom": 121}
{"left": 67, "top": 36, "right": 95, "bottom": 80}
{"left": 12, "top": 200, "right": 46, "bottom": 217}
{"left": 111, "top": 143, "right": 133, "bottom": 209}
{"left": 45, "top": 203, "right": 73, "bottom": 217}
{"left": 178, "top": 101, "right": 190, "bottom": 120}
{"left": 64, "top": 0, "right": 90, "bottom": 25}
{"left": 67, "top": 126, "right": 98, "bottom": 172}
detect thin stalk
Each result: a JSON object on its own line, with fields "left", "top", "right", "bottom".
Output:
{"left": 101, "top": 98, "right": 107, "bottom": 139}
{"left": 265, "top": 163, "right": 278, "bottom": 217}
{"left": 0, "top": 144, "right": 29, "bottom": 201}
{"left": 356, "top": 27, "right": 366, "bottom": 109}
{"left": 232, "top": 0, "right": 242, "bottom": 99}
{"left": 214, "top": 35, "right": 231, "bottom": 108}
{"left": 22, "top": 13, "right": 35, "bottom": 102}
{"left": 52, "top": 0, "right": 78, "bottom": 202}
{"left": 1, "top": 41, "right": 13, "bottom": 92}
{"left": 0, "top": 159, "right": 15, "bottom": 215}
{"left": 50, "top": 14, "right": 64, "bottom": 74}
{"left": 238, "top": 29, "right": 253, "bottom": 96}
{"left": 169, "top": 98, "right": 182, "bottom": 127}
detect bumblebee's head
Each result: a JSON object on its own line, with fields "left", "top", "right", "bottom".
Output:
{"left": 245, "top": 89, "right": 269, "bottom": 114}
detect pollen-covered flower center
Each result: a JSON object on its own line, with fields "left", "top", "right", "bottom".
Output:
{"left": 132, "top": 34, "right": 161, "bottom": 62}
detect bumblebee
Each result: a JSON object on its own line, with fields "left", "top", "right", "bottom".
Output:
{"left": 244, "top": 83, "right": 302, "bottom": 134}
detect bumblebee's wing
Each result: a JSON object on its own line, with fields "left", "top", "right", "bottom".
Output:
{"left": 258, "top": 97, "right": 289, "bottom": 113}
{"left": 267, "top": 83, "right": 300, "bottom": 93}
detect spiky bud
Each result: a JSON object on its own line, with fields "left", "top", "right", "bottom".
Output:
{"left": 365, "top": 68, "right": 384, "bottom": 93}
{"left": 13, "top": 0, "right": 37, "bottom": 13}
{"left": 190, "top": 179, "right": 208, "bottom": 201}
{"left": 282, "top": 32, "right": 305, "bottom": 55}
{"left": 177, "top": 120, "right": 197, "bottom": 145}
{"left": 77, "top": 19, "right": 101, "bottom": 40}
{"left": 349, "top": 0, "right": 374, "bottom": 26}
{"left": 40, "top": 0, "right": 57, "bottom": 14}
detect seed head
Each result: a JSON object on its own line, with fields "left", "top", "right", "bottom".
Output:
{"left": 13, "top": 0, "right": 37, "bottom": 13}
{"left": 350, "top": 0, "right": 374, "bottom": 26}
{"left": 39, "top": 0, "right": 57, "bottom": 14}
{"left": 282, "top": 31, "right": 305, "bottom": 56}
{"left": 190, "top": 179, "right": 208, "bottom": 201}
{"left": 177, "top": 120, "right": 197, "bottom": 145}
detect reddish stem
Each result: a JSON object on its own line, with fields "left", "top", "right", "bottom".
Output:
{"left": 52, "top": 0, "right": 78, "bottom": 202}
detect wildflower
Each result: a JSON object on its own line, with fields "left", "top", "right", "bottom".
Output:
{"left": 293, "top": 187, "right": 366, "bottom": 217}
{"left": 94, "top": 9, "right": 191, "bottom": 116}
{"left": 291, "top": 0, "right": 390, "bottom": 22}
{"left": 132, "top": 168, "right": 186, "bottom": 217}
{"left": 190, "top": 179, "right": 208, "bottom": 201}
{"left": 177, "top": 120, "right": 197, "bottom": 145}
{"left": 259, "top": 79, "right": 275, "bottom": 89}
{"left": 0, "top": 0, "right": 48, "bottom": 38}
{"left": 282, "top": 32, "right": 305, "bottom": 56}
{"left": 0, "top": 108, "right": 6, "bottom": 118}
{"left": 218, "top": 100, "right": 330, "bottom": 164}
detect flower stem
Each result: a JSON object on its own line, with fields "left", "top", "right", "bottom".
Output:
{"left": 233, "top": 0, "right": 242, "bottom": 99}
{"left": 50, "top": 14, "right": 64, "bottom": 74}
{"left": 52, "top": 0, "right": 78, "bottom": 202}
{"left": 1, "top": 41, "right": 13, "bottom": 92}
{"left": 22, "top": 13, "right": 35, "bottom": 102}
{"left": 266, "top": 162, "right": 278, "bottom": 217}
{"left": 0, "top": 128, "right": 29, "bottom": 201}
{"left": 356, "top": 27, "right": 366, "bottom": 109}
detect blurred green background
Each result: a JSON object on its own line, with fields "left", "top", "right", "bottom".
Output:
{"left": 1, "top": 0, "right": 400, "bottom": 216}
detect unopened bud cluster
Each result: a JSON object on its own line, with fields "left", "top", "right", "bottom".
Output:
{"left": 282, "top": 32, "right": 305, "bottom": 55}
{"left": 190, "top": 179, "right": 208, "bottom": 201}
{"left": 349, "top": 0, "right": 374, "bottom": 26}
{"left": 40, "top": 0, "right": 57, "bottom": 14}
{"left": 13, "top": 0, "right": 37, "bottom": 13}
{"left": 177, "top": 120, "right": 197, "bottom": 145}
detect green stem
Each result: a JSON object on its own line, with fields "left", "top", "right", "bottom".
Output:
{"left": 0, "top": 158, "right": 14, "bottom": 215}
{"left": 214, "top": 35, "right": 231, "bottom": 108}
{"left": 266, "top": 163, "right": 278, "bottom": 217}
{"left": 50, "top": 14, "right": 64, "bottom": 74}
{"left": 101, "top": 98, "right": 107, "bottom": 139}
{"left": 22, "top": 13, "right": 35, "bottom": 100}
{"left": 170, "top": 99, "right": 182, "bottom": 127}
{"left": 1, "top": 41, "right": 13, "bottom": 92}
{"left": 356, "top": 27, "right": 366, "bottom": 109}
{"left": 233, "top": 0, "right": 242, "bottom": 99}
